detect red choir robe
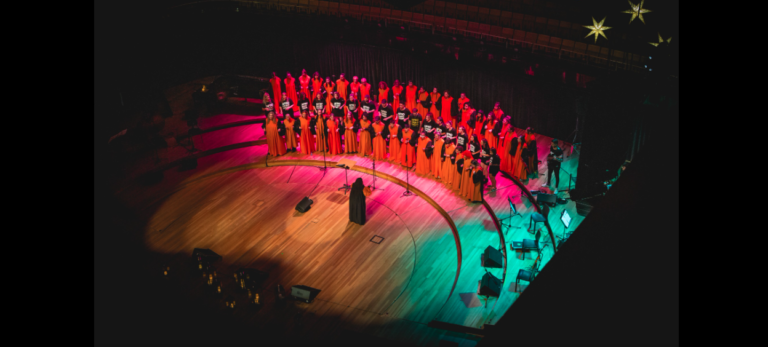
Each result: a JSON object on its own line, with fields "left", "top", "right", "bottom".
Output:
{"left": 499, "top": 125, "right": 515, "bottom": 174}
{"left": 400, "top": 128, "right": 416, "bottom": 168}
{"left": 344, "top": 118, "right": 358, "bottom": 153}
{"left": 360, "top": 83, "right": 372, "bottom": 100}
{"left": 378, "top": 87, "right": 389, "bottom": 105}
{"left": 512, "top": 141, "right": 527, "bottom": 180}
{"left": 416, "top": 136, "right": 432, "bottom": 175}
{"left": 432, "top": 136, "right": 444, "bottom": 178}
{"left": 283, "top": 116, "right": 298, "bottom": 150}
{"left": 461, "top": 107, "right": 475, "bottom": 132}
{"left": 372, "top": 122, "right": 387, "bottom": 160}
{"left": 457, "top": 97, "right": 470, "bottom": 113}
{"left": 429, "top": 92, "right": 440, "bottom": 116}
{"left": 405, "top": 85, "right": 417, "bottom": 111}
{"left": 472, "top": 114, "right": 485, "bottom": 142}
{"left": 492, "top": 108, "right": 504, "bottom": 120}
{"left": 284, "top": 77, "right": 298, "bottom": 111}
{"left": 311, "top": 77, "right": 323, "bottom": 101}
{"left": 270, "top": 76, "right": 282, "bottom": 114}
{"left": 350, "top": 81, "right": 360, "bottom": 96}
{"left": 299, "top": 75, "right": 311, "bottom": 102}
{"left": 336, "top": 79, "right": 349, "bottom": 101}
{"left": 391, "top": 85, "right": 403, "bottom": 111}
{"left": 441, "top": 96, "right": 454, "bottom": 124}
{"left": 298, "top": 116, "right": 315, "bottom": 154}
{"left": 388, "top": 123, "right": 401, "bottom": 161}
{"left": 266, "top": 118, "right": 286, "bottom": 156}
{"left": 326, "top": 117, "right": 343, "bottom": 155}
{"left": 358, "top": 119, "right": 373, "bottom": 156}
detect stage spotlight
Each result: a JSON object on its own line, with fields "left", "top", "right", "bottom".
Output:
{"left": 645, "top": 65, "right": 647, "bottom": 68}
{"left": 649, "top": 69, "right": 652, "bottom": 72}
{"left": 649, "top": 56, "right": 652, "bottom": 59}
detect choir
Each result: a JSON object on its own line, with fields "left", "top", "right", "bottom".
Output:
{"left": 263, "top": 72, "right": 544, "bottom": 201}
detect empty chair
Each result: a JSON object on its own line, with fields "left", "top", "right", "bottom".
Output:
{"left": 515, "top": 268, "right": 535, "bottom": 292}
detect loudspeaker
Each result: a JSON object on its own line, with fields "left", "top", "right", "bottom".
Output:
{"left": 178, "top": 157, "right": 198, "bottom": 171}
{"left": 291, "top": 285, "right": 320, "bottom": 303}
{"left": 295, "top": 197, "right": 313, "bottom": 212}
{"left": 481, "top": 246, "right": 503, "bottom": 268}
{"left": 478, "top": 272, "right": 501, "bottom": 297}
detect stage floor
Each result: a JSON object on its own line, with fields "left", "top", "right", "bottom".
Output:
{"left": 108, "top": 77, "right": 585, "bottom": 346}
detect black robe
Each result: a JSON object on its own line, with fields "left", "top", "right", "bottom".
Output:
{"left": 349, "top": 179, "right": 366, "bottom": 225}
{"left": 508, "top": 137, "right": 520, "bottom": 155}
{"left": 472, "top": 170, "right": 486, "bottom": 201}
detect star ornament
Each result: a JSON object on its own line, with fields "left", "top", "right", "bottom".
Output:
{"left": 649, "top": 32, "right": 672, "bottom": 47}
{"left": 584, "top": 17, "right": 611, "bottom": 43}
{"left": 622, "top": 0, "right": 652, "bottom": 24}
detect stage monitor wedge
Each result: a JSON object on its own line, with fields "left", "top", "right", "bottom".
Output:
{"left": 478, "top": 272, "right": 501, "bottom": 297}
{"left": 481, "top": 246, "right": 503, "bottom": 268}
{"left": 291, "top": 285, "right": 321, "bottom": 303}
{"left": 295, "top": 197, "right": 313, "bottom": 212}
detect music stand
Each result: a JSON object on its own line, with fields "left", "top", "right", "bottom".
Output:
{"left": 336, "top": 158, "right": 356, "bottom": 195}
{"left": 499, "top": 196, "right": 522, "bottom": 239}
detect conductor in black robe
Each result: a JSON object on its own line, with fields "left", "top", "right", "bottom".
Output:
{"left": 349, "top": 178, "right": 370, "bottom": 225}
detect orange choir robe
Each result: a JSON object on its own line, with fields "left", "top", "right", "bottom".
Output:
{"left": 432, "top": 137, "right": 444, "bottom": 178}
{"left": 400, "top": 128, "right": 416, "bottom": 168}
{"left": 360, "top": 83, "right": 371, "bottom": 100}
{"left": 284, "top": 77, "right": 298, "bottom": 111}
{"left": 429, "top": 92, "right": 440, "bottom": 116}
{"left": 441, "top": 96, "right": 454, "bottom": 124}
{"left": 336, "top": 79, "right": 349, "bottom": 100}
{"left": 311, "top": 78, "right": 323, "bottom": 102}
{"left": 441, "top": 143, "right": 456, "bottom": 186}
{"left": 315, "top": 114, "right": 327, "bottom": 152}
{"left": 473, "top": 114, "right": 485, "bottom": 142}
{"left": 388, "top": 124, "right": 400, "bottom": 161}
{"left": 460, "top": 160, "right": 474, "bottom": 200}
{"left": 266, "top": 118, "right": 286, "bottom": 156}
{"left": 299, "top": 75, "right": 311, "bottom": 102}
{"left": 457, "top": 97, "right": 470, "bottom": 112}
{"left": 470, "top": 168, "right": 484, "bottom": 202}
{"left": 324, "top": 83, "right": 335, "bottom": 113}
{"left": 350, "top": 82, "right": 360, "bottom": 96}
{"left": 372, "top": 122, "right": 387, "bottom": 160}
{"left": 461, "top": 108, "right": 475, "bottom": 132}
{"left": 270, "top": 77, "right": 282, "bottom": 114}
{"left": 452, "top": 153, "right": 465, "bottom": 192}
{"left": 344, "top": 119, "right": 358, "bottom": 154}
{"left": 326, "top": 118, "right": 343, "bottom": 155}
{"left": 358, "top": 119, "right": 373, "bottom": 156}
{"left": 283, "top": 117, "right": 298, "bottom": 150}
{"left": 416, "top": 136, "right": 432, "bottom": 175}
{"left": 391, "top": 85, "right": 403, "bottom": 110}
{"left": 298, "top": 117, "right": 315, "bottom": 154}
{"left": 492, "top": 109, "right": 504, "bottom": 120}
{"left": 484, "top": 120, "right": 498, "bottom": 149}
{"left": 417, "top": 91, "right": 430, "bottom": 115}
{"left": 499, "top": 126, "right": 515, "bottom": 174}
{"left": 378, "top": 87, "right": 389, "bottom": 105}
{"left": 405, "top": 86, "right": 417, "bottom": 110}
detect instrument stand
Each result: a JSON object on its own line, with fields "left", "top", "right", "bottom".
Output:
{"left": 338, "top": 165, "right": 351, "bottom": 195}
{"left": 499, "top": 204, "right": 522, "bottom": 240}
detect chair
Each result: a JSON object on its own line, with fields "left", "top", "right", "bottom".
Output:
{"left": 528, "top": 212, "right": 546, "bottom": 232}
{"left": 511, "top": 229, "right": 540, "bottom": 253}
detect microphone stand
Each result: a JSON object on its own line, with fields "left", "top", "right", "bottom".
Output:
{"left": 319, "top": 112, "right": 327, "bottom": 171}
{"left": 401, "top": 130, "right": 414, "bottom": 198}
{"left": 372, "top": 155, "right": 377, "bottom": 190}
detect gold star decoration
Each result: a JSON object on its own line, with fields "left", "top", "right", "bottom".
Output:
{"left": 584, "top": 17, "right": 611, "bottom": 43}
{"left": 649, "top": 32, "right": 672, "bottom": 47}
{"left": 622, "top": 0, "right": 652, "bottom": 24}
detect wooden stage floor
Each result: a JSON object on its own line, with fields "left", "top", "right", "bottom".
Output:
{"left": 108, "top": 77, "right": 585, "bottom": 346}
